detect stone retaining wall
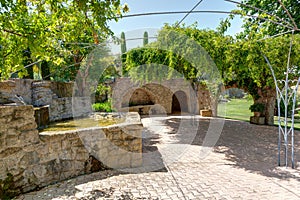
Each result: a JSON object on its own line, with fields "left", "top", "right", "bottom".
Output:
{"left": 0, "top": 105, "right": 143, "bottom": 194}
{"left": 0, "top": 79, "right": 91, "bottom": 122}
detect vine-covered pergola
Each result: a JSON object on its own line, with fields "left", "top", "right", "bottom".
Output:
{"left": 1, "top": 0, "right": 299, "bottom": 168}
{"left": 117, "top": 0, "right": 300, "bottom": 168}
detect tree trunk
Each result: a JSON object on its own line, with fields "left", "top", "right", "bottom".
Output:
{"left": 256, "top": 87, "right": 276, "bottom": 125}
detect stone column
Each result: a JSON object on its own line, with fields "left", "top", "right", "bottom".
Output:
{"left": 31, "top": 81, "right": 53, "bottom": 106}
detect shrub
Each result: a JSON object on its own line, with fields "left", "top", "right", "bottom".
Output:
{"left": 249, "top": 103, "right": 265, "bottom": 113}
{"left": 92, "top": 101, "right": 114, "bottom": 112}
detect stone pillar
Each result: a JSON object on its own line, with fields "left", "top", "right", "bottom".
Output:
{"left": 31, "top": 81, "right": 53, "bottom": 107}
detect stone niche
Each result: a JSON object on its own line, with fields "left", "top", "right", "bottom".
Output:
{"left": 0, "top": 105, "right": 143, "bottom": 195}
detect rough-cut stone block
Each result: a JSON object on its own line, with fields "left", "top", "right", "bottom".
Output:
{"left": 0, "top": 147, "right": 22, "bottom": 158}
{"left": 20, "top": 151, "right": 40, "bottom": 167}
{"left": 19, "top": 130, "right": 39, "bottom": 145}
{"left": 6, "top": 128, "right": 19, "bottom": 136}
{"left": 15, "top": 109, "right": 34, "bottom": 119}
{"left": 0, "top": 110, "right": 143, "bottom": 194}
{"left": 31, "top": 81, "right": 52, "bottom": 89}
{"left": 250, "top": 116, "right": 265, "bottom": 125}
{"left": 0, "top": 116, "right": 12, "bottom": 124}
{"left": 0, "top": 80, "right": 16, "bottom": 91}
{"left": 5, "top": 135, "right": 20, "bottom": 147}
{"left": 19, "top": 122, "right": 37, "bottom": 131}
{"left": 118, "top": 153, "right": 131, "bottom": 167}
{"left": 33, "top": 165, "right": 47, "bottom": 179}
{"left": 0, "top": 106, "right": 15, "bottom": 117}
{"left": 75, "top": 151, "right": 89, "bottom": 161}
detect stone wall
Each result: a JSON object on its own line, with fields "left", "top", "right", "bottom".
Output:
{"left": 112, "top": 78, "right": 212, "bottom": 115}
{"left": 0, "top": 79, "right": 91, "bottom": 122}
{"left": 197, "top": 83, "right": 212, "bottom": 110}
{"left": 0, "top": 79, "right": 34, "bottom": 105}
{"left": 0, "top": 105, "right": 143, "bottom": 194}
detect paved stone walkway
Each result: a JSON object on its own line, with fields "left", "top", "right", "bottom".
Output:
{"left": 16, "top": 116, "right": 300, "bottom": 200}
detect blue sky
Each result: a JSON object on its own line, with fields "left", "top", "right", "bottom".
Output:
{"left": 108, "top": 0, "right": 243, "bottom": 54}
{"left": 109, "top": 0, "right": 243, "bottom": 35}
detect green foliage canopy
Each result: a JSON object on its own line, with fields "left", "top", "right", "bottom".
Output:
{"left": 238, "top": 0, "right": 300, "bottom": 36}
{"left": 0, "top": 0, "right": 128, "bottom": 80}
{"left": 123, "top": 24, "right": 231, "bottom": 87}
{"left": 123, "top": 24, "right": 300, "bottom": 99}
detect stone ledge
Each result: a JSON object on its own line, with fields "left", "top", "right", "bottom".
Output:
{"left": 250, "top": 116, "right": 265, "bottom": 125}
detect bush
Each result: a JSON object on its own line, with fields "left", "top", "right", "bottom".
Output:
{"left": 92, "top": 101, "right": 114, "bottom": 112}
{"left": 249, "top": 103, "right": 265, "bottom": 113}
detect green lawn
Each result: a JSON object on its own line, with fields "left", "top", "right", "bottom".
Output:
{"left": 218, "top": 98, "right": 253, "bottom": 122}
{"left": 218, "top": 98, "right": 300, "bottom": 130}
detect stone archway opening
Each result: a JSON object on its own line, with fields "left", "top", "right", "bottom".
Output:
{"left": 172, "top": 90, "right": 188, "bottom": 114}
{"left": 129, "top": 88, "right": 155, "bottom": 107}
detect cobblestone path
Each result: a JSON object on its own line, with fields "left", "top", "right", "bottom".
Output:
{"left": 16, "top": 116, "right": 300, "bottom": 200}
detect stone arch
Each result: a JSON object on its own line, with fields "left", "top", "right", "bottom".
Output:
{"left": 172, "top": 90, "right": 188, "bottom": 113}
{"left": 129, "top": 88, "right": 155, "bottom": 106}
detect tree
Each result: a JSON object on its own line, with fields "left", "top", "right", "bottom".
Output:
{"left": 232, "top": 0, "right": 300, "bottom": 124}
{"left": 143, "top": 31, "right": 149, "bottom": 46}
{"left": 120, "top": 32, "right": 127, "bottom": 54}
{"left": 238, "top": 0, "right": 300, "bottom": 36}
{"left": 0, "top": 0, "right": 128, "bottom": 80}
{"left": 225, "top": 33, "right": 300, "bottom": 124}
{"left": 123, "top": 23, "right": 300, "bottom": 123}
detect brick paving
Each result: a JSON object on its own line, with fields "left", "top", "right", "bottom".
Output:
{"left": 16, "top": 116, "right": 300, "bottom": 200}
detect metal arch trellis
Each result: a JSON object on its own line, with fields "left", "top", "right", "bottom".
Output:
{"left": 263, "top": 31, "right": 300, "bottom": 168}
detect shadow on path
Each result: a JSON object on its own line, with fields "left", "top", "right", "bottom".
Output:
{"left": 164, "top": 117, "right": 300, "bottom": 181}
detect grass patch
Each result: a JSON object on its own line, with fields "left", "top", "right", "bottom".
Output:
{"left": 274, "top": 116, "right": 300, "bottom": 130}
{"left": 218, "top": 98, "right": 300, "bottom": 130}
{"left": 218, "top": 98, "right": 253, "bottom": 122}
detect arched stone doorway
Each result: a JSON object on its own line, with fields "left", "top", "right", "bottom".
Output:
{"left": 172, "top": 90, "right": 188, "bottom": 113}
{"left": 128, "top": 88, "right": 155, "bottom": 106}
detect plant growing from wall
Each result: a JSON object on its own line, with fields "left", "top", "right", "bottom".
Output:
{"left": 0, "top": 173, "right": 17, "bottom": 200}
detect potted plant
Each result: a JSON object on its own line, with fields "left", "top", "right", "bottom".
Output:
{"left": 249, "top": 103, "right": 265, "bottom": 117}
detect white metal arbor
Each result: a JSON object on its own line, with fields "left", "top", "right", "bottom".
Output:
{"left": 264, "top": 32, "right": 300, "bottom": 168}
